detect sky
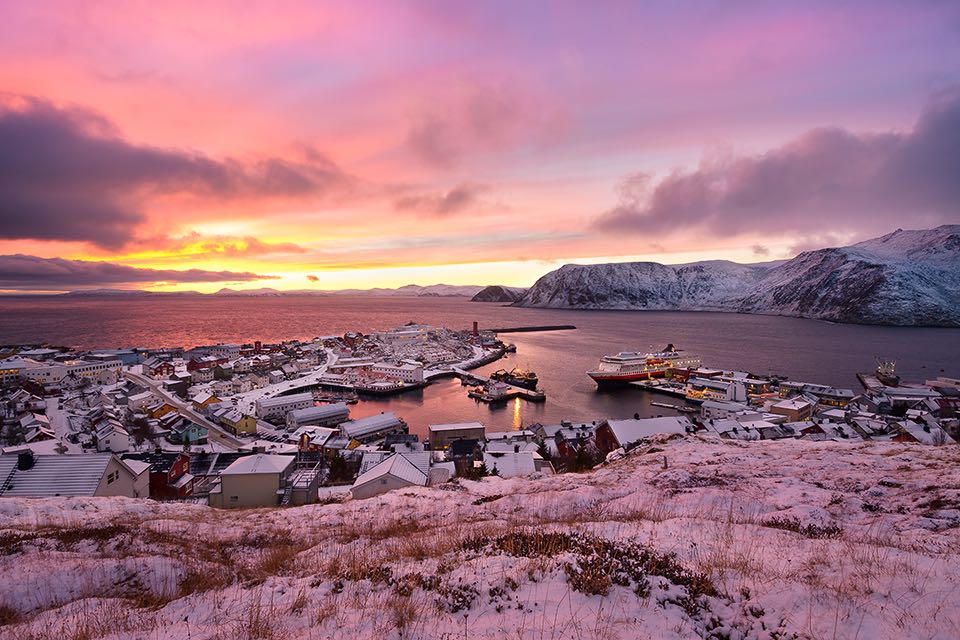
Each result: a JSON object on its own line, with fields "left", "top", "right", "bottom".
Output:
{"left": 1, "top": 0, "right": 959, "bottom": 293}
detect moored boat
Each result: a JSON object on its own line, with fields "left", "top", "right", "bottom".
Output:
{"left": 587, "top": 344, "right": 700, "bottom": 387}
{"left": 490, "top": 367, "right": 539, "bottom": 390}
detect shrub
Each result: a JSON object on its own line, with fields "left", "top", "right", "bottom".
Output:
{"left": 761, "top": 517, "right": 843, "bottom": 539}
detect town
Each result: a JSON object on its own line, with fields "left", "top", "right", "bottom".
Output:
{"left": 1, "top": 324, "right": 957, "bottom": 508}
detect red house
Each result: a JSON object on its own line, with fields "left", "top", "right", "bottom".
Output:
{"left": 121, "top": 452, "right": 193, "bottom": 499}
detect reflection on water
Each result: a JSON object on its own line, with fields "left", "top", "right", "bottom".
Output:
{"left": 2, "top": 295, "right": 958, "bottom": 436}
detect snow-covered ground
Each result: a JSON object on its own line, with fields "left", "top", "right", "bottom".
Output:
{"left": 1, "top": 435, "right": 959, "bottom": 639}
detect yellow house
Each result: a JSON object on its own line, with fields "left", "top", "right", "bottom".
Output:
{"left": 147, "top": 402, "right": 177, "bottom": 419}
{"left": 219, "top": 409, "right": 257, "bottom": 436}
{"left": 192, "top": 392, "right": 221, "bottom": 412}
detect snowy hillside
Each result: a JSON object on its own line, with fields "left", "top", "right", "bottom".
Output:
{"left": 517, "top": 260, "right": 774, "bottom": 310}
{"left": 2, "top": 435, "right": 959, "bottom": 639}
{"left": 471, "top": 285, "right": 528, "bottom": 302}
{"left": 517, "top": 225, "right": 960, "bottom": 326}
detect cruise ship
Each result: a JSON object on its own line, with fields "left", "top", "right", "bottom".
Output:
{"left": 587, "top": 344, "right": 701, "bottom": 387}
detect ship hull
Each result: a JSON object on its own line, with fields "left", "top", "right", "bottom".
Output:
{"left": 588, "top": 370, "right": 668, "bottom": 387}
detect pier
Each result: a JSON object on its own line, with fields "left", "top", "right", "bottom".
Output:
{"left": 486, "top": 325, "right": 577, "bottom": 333}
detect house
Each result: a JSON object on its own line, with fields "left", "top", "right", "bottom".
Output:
{"left": 24, "top": 425, "right": 57, "bottom": 444}
{"left": 128, "top": 391, "right": 156, "bottom": 411}
{"left": 121, "top": 452, "right": 194, "bottom": 499}
{"left": 700, "top": 400, "right": 752, "bottom": 421}
{"left": 769, "top": 398, "right": 813, "bottom": 422}
{"left": 893, "top": 418, "right": 956, "bottom": 445}
{"left": 95, "top": 422, "right": 130, "bottom": 453}
{"left": 0, "top": 451, "right": 148, "bottom": 498}
{"left": 350, "top": 453, "right": 428, "bottom": 500}
{"left": 8, "top": 389, "right": 45, "bottom": 413}
{"left": 208, "top": 454, "right": 295, "bottom": 508}
{"left": 483, "top": 451, "right": 537, "bottom": 478}
{"left": 166, "top": 420, "right": 209, "bottom": 446}
{"left": 371, "top": 362, "right": 425, "bottom": 384}
{"left": 428, "top": 422, "right": 485, "bottom": 449}
{"left": 214, "top": 408, "right": 257, "bottom": 436}
{"left": 146, "top": 401, "right": 177, "bottom": 419}
{"left": 191, "top": 369, "right": 214, "bottom": 384}
{"left": 288, "top": 426, "right": 337, "bottom": 451}
{"left": 338, "top": 412, "right": 405, "bottom": 443}
{"left": 192, "top": 391, "right": 221, "bottom": 413}
{"left": 143, "top": 357, "right": 175, "bottom": 379}
{"left": 595, "top": 416, "right": 693, "bottom": 454}
{"left": 285, "top": 402, "right": 350, "bottom": 430}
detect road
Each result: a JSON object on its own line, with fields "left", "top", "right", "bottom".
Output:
{"left": 231, "top": 349, "right": 340, "bottom": 415}
{"left": 122, "top": 370, "right": 244, "bottom": 451}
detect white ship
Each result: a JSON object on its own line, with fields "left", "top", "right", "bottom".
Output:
{"left": 587, "top": 344, "right": 701, "bottom": 387}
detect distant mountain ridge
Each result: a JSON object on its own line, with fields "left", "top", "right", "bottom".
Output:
{"left": 61, "top": 284, "right": 486, "bottom": 298}
{"left": 515, "top": 225, "right": 960, "bottom": 327}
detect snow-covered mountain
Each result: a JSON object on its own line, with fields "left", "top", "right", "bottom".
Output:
{"left": 516, "top": 225, "right": 960, "bottom": 326}
{"left": 470, "top": 285, "right": 528, "bottom": 302}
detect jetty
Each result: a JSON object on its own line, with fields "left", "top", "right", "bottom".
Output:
{"left": 487, "top": 325, "right": 576, "bottom": 333}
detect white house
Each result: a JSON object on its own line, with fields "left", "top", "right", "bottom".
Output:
{"left": 350, "top": 453, "right": 427, "bottom": 500}
{"left": 483, "top": 451, "right": 537, "bottom": 478}
{"left": 0, "top": 452, "right": 147, "bottom": 498}
{"left": 95, "top": 423, "right": 131, "bottom": 453}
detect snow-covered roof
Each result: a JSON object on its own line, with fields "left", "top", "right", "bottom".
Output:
{"left": 122, "top": 459, "right": 152, "bottom": 476}
{"left": 353, "top": 453, "right": 427, "bottom": 489}
{"left": 358, "top": 451, "right": 431, "bottom": 477}
{"left": 773, "top": 399, "right": 812, "bottom": 410}
{"left": 485, "top": 429, "right": 536, "bottom": 441}
{"left": 339, "top": 412, "right": 402, "bottom": 439}
{"left": 604, "top": 416, "right": 691, "bottom": 446}
{"left": 220, "top": 454, "right": 294, "bottom": 475}
{"left": 288, "top": 425, "right": 337, "bottom": 446}
{"left": 429, "top": 421, "right": 485, "bottom": 432}
{"left": 288, "top": 403, "right": 349, "bottom": 423}
{"left": 483, "top": 451, "right": 537, "bottom": 478}
{"left": 0, "top": 454, "right": 118, "bottom": 497}
{"left": 485, "top": 440, "right": 539, "bottom": 454}
{"left": 256, "top": 392, "right": 313, "bottom": 409}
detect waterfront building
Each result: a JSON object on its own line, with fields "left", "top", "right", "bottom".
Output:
{"left": 255, "top": 392, "right": 314, "bottom": 419}
{"left": 285, "top": 402, "right": 350, "bottom": 430}
{"left": 428, "top": 422, "right": 486, "bottom": 449}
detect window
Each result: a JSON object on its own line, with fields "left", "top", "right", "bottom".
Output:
{"left": 106, "top": 470, "right": 119, "bottom": 484}
{"left": 229, "top": 496, "right": 239, "bottom": 502}
{"left": 380, "top": 479, "right": 387, "bottom": 485}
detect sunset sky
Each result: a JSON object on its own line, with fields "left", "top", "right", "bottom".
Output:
{"left": 1, "top": 0, "right": 959, "bottom": 292}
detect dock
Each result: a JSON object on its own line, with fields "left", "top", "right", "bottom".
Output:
{"left": 452, "top": 367, "right": 547, "bottom": 403}
{"left": 629, "top": 379, "right": 688, "bottom": 399}
{"left": 650, "top": 401, "right": 698, "bottom": 414}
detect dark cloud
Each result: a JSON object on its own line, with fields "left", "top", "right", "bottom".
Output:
{"left": 0, "top": 95, "right": 352, "bottom": 248}
{"left": 393, "top": 183, "right": 490, "bottom": 216}
{"left": 306, "top": 274, "right": 319, "bottom": 282}
{"left": 0, "top": 254, "right": 277, "bottom": 290}
{"left": 405, "top": 84, "right": 550, "bottom": 168}
{"left": 751, "top": 244, "right": 770, "bottom": 257}
{"left": 594, "top": 88, "right": 960, "bottom": 239}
